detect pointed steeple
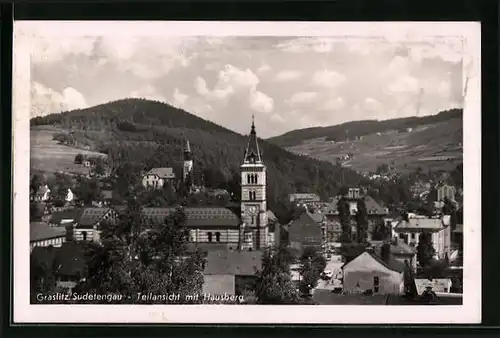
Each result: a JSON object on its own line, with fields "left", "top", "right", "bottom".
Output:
{"left": 243, "top": 114, "right": 262, "bottom": 164}
{"left": 183, "top": 138, "right": 192, "bottom": 161}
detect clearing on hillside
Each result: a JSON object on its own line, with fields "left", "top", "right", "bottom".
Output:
{"left": 30, "top": 126, "right": 107, "bottom": 174}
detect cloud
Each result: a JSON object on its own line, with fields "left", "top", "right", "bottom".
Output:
{"left": 257, "top": 64, "right": 271, "bottom": 74}
{"left": 250, "top": 90, "right": 274, "bottom": 113}
{"left": 30, "top": 36, "right": 97, "bottom": 63}
{"left": 288, "top": 91, "right": 318, "bottom": 104}
{"left": 363, "top": 97, "right": 384, "bottom": 112}
{"left": 31, "top": 82, "right": 88, "bottom": 117}
{"left": 275, "top": 70, "right": 302, "bottom": 82}
{"left": 270, "top": 113, "right": 286, "bottom": 124}
{"left": 387, "top": 74, "right": 420, "bottom": 94}
{"left": 312, "top": 69, "right": 346, "bottom": 88}
{"left": 172, "top": 88, "right": 188, "bottom": 106}
{"left": 321, "top": 97, "right": 346, "bottom": 111}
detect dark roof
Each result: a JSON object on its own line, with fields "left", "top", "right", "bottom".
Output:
{"left": 289, "top": 193, "right": 320, "bottom": 201}
{"left": 394, "top": 217, "right": 444, "bottom": 232}
{"left": 78, "top": 207, "right": 116, "bottom": 228}
{"left": 145, "top": 167, "right": 175, "bottom": 179}
{"left": 49, "top": 208, "right": 84, "bottom": 225}
{"left": 141, "top": 207, "right": 240, "bottom": 228}
{"left": 368, "top": 252, "right": 407, "bottom": 273}
{"left": 36, "top": 185, "right": 50, "bottom": 196}
{"left": 30, "top": 222, "right": 66, "bottom": 242}
{"left": 324, "top": 195, "right": 388, "bottom": 215}
{"left": 204, "top": 250, "right": 262, "bottom": 275}
{"left": 53, "top": 242, "right": 87, "bottom": 276}
{"left": 186, "top": 243, "right": 235, "bottom": 253}
{"left": 390, "top": 241, "right": 417, "bottom": 255}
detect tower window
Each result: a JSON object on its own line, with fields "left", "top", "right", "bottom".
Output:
{"left": 251, "top": 216, "right": 255, "bottom": 225}
{"left": 247, "top": 175, "right": 251, "bottom": 184}
{"left": 215, "top": 232, "right": 221, "bottom": 242}
{"left": 207, "top": 232, "right": 213, "bottom": 242}
{"left": 254, "top": 174, "right": 258, "bottom": 184}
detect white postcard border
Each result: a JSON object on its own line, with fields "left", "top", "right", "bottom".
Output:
{"left": 13, "top": 21, "right": 481, "bottom": 324}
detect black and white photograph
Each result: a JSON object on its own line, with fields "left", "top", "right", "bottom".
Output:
{"left": 13, "top": 21, "right": 481, "bottom": 324}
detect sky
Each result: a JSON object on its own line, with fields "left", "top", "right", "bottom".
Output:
{"left": 25, "top": 22, "right": 466, "bottom": 138}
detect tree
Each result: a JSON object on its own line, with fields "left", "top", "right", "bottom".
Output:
{"left": 30, "top": 173, "right": 45, "bottom": 196}
{"left": 75, "top": 177, "right": 101, "bottom": 205}
{"left": 94, "top": 160, "right": 106, "bottom": 177}
{"left": 337, "top": 195, "right": 351, "bottom": 243}
{"left": 298, "top": 247, "right": 326, "bottom": 296}
{"left": 254, "top": 247, "right": 299, "bottom": 304}
{"left": 372, "top": 220, "right": 391, "bottom": 241}
{"left": 416, "top": 233, "right": 435, "bottom": 268}
{"left": 79, "top": 207, "right": 205, "bottom": 304}
{"left": 442, "top": 197, "right": 457, "bottom": 231}
{"left": 30, "top": 203, "right": 45, "bottom": 221}
{"left": 74, "top": 153, "right": 84, "bottom": 164}
{"left": 354, "top": 198, "right": 369, "bottom": 244}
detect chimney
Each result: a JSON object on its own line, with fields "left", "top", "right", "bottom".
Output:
{"left": 381, "top": 243, "right": 391, "bottom": 263}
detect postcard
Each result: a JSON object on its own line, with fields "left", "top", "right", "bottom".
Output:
{"left": 13, "top": 20, "right": 481, "bottom": 324}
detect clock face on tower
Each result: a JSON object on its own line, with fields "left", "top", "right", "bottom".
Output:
{"left": 247, "top": 205, "right": 257, "bottom": 215}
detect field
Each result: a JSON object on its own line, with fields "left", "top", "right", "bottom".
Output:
{"left": 286, "top": 118, "right": 463, "bottom": 174}
{"left": 30, "top": 126, "right": 107, "bottom": 174}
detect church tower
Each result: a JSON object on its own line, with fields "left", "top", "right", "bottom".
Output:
{"left": 183, "top": 139, "right": 193, "bottom": 182}
{"left": 240, "top": 115, "right": 268, "bottom": 250}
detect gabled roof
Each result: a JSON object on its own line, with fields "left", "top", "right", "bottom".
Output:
{"left": 78, "top": 207, "right": 116, "bottom": 228}
{"left": 30, "top": 222, "right": 66, "bottom": 242}
{"left": 141, "top": 207, "right": 241, "bottom": 228}
{"left": 343, "top": 251, "right": 407, "bottom": 273}
{"left": 49, "top": 208, "right": 84, "bottom": 225}
{"left": 204, "top": 250, "right": 262, "bottom": 275}
{"left": 36, "top": 185, "right": 50, "bottom": 195}
{"left": 394, "top": 217, "right": 444, "bottom": 232}
{"left": 144, "top": 167, "right": 175, "bottom": 179}
{"left": 267, "top": 210, "right": 278, "bottom": 222}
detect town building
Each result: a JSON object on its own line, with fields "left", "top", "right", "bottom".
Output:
{"left": 342, "top": 245, "right": 406, "bottom": 295}
{"left": 324, "top": 188, "right": 388, "bottom": 243}
{"left": 142, "top": 167, "right": 176, "bottom": 189}
{"left": 49, "top": 207, "right": 84, "bottom": 227}
{"left": 183, "top": 139, "right": 194, "bottom": 182}
{"left": 30, "top": 221, "right": 67, "bottom": 252}
{"left": 287, "top": 211, "right": 325, "bottom": 253}
{"left": 203, "top": 250, "right": 262, "bottom": 296}
{"left": 71, "top": 207, "right": 119, "bottom": 242}
{"left": 142, "top": 207, "right": 241, "bottom": 250}
{"left": 372, "top": 239, "right": 417, "bottom": 273}
{"left": 33, "top": 185, "right": 51, "bottom": 202}
{"left": 100, "top": 190, "right": 114, "bottom": 205}
{"left": 393, "top": 215, "right": 451, "bottom": 261}
{"left": 288, "top": 193, "right": 321, "bottom": 207}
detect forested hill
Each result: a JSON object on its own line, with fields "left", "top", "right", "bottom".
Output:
{"left": 30, "top": 98, "right": 366, "bottom": 213}
{"left": 268, "top": 108, "right": 463, "bottom": 148}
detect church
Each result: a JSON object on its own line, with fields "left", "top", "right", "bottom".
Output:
{"left": 140, "top": 117, "right": 274, "bottom": 252}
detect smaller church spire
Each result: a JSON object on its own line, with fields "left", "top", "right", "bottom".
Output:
{"left": 184, "top": 139, "right": 191, "bottom": 153}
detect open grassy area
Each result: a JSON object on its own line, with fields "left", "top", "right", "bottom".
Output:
{"left": 286, "top": 119, "right": 463, "bottom": 174}
{"left": 30, "top": 126, "right": 107, "bottom": 174}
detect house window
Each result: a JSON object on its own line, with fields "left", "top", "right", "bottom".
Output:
{"left": 251, "top": 216, "right": 255, "bottom": 225}
{"left": 82, "top": 231, "right": 87, "bottom": 241}
{"left": 373, "top": 276, "right": 380, "bottom": 293}
{"left": 207, "top": 232, "right": 213, "bottom": 242}
{"left": 411, "top": 233, "right": 416, "bottom": 240}
{"left": 215, "top": 232, "right": 221, "bottom": 242}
